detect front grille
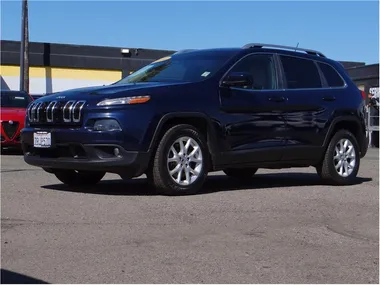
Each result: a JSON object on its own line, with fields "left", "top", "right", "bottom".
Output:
{"left": 2, "top": 121, "right": 19, "bottom": 139}
{"left": 27, "top": 100, "right": 86, "bottom": 126}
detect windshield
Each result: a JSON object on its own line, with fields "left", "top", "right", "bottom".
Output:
{"left": 115, "top": 51, "right": 235, "bottom": 84}
{"left": 1, "top": 92, "right": 32, "bottom": 108}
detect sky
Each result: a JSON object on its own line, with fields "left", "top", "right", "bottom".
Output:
{"left": 1, "top": 0, "right": 379, "bottom": 64}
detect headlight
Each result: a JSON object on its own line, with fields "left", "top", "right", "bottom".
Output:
{"left": 97, "top": 95, "right": 150, "bottom": 106}
{"left": 93, "top": 119, "right": 121, "bottom": 131}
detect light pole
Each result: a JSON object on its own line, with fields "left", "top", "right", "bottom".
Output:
{"left": 20, "top": 0, "right": 29, "bottom": 93}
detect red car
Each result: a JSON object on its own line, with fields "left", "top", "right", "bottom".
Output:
{"left": 1, "top": 90, "right": 34, "bottom": 150}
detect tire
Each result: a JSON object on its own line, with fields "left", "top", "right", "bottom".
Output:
{"left": 317, "top": 129, "right": 360, "bottom": 185}
{"left": 223, "top": 167, "right": 258, "bottom": 180}
{"left": 147, "top": 124, "right": 209, "bottom": 196}
{"left": 53, "top": 170, "right": 105, "bottom": 186}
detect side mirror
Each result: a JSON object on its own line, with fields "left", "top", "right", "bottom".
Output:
{"left": 221, "top": 72, "right": 253, "bottom": 88}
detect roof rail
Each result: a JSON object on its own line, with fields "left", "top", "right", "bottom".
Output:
{"left": 242, "top": 43, "right": 326, "bottom": 58}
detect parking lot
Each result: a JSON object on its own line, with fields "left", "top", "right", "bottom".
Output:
{"left": 1, "top": 148, "right": 379, "bottom": 283}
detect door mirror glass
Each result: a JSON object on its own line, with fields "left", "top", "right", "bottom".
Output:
{"left": 222, "top": 72, "right": 253, "bottom": 88}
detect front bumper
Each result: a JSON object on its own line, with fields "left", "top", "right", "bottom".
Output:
{"left": 1, "top": 132, "right": 22, "bottom": 147}
{"left": 1, "top": 139, "right": 22, "bottom": 147}
{"left": 21, "top": 128, "right": 150, "bottom": 177}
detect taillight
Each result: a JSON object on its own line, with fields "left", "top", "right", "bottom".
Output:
{"left": 361, "top": 90, "right": 366, "bottom": 100}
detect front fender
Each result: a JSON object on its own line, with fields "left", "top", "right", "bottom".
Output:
{"left": 144, "top": 112, "right": 222, "bottom": 158}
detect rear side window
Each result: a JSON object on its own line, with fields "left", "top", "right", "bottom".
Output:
{"left": 317, "top": 62, "right": 345, "bottom": 87}
{"left": 280, "top": 55, "right": 322, "bottom": 89}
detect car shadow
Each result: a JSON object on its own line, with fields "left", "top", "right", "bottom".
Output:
{"left": 41, "top": 172, "right": 373, "bottom": 196}
{"left": 1, "top": 269, "right": 49, "bottom": 284}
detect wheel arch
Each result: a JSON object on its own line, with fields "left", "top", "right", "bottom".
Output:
{"left": 147, "top": 112, "right": 221, "bottom": 168}
{"left": 323, "top": 116, "right": 367, "bottom": 157}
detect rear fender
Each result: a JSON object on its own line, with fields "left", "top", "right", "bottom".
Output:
{"left": 323, "top": 116, "right": 367, "bottom": 157}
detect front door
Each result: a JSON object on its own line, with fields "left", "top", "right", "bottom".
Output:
{"left": 219, "top": 53, "right": 287, "bottom": 164}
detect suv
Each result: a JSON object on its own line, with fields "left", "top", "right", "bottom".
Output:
{"left": 21, "top": 43, "right": 369, "bottom": 195}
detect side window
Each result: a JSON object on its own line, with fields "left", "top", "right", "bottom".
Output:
{"left": 280, "top": 55, "right": 322, "bottom": 89}
{"left": 228, "top": 54, "right": 277, "bottom": 90}
{"left": 317, "top": 62, "right": 345, "bottom": 87}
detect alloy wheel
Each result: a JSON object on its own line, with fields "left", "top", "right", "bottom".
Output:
{"left": 167, "top": 136, "right": 203, "bottom": 186}
{"left": 333, "top": 138, "right": 356, "bottom": 177}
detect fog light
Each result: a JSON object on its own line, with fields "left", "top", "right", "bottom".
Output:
{"left": 93, "top": 119, "right": 121, "bottom": 131}
{"left": 114, "top": 147, "right": 120, "bottom": 157}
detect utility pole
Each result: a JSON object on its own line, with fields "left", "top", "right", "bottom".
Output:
{"left": 20, "top": 0, "right": 29, "bottom": 93}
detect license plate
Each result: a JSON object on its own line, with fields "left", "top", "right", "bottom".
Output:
{"left": 33, "top": 132, "right": 51, "bottom": 148}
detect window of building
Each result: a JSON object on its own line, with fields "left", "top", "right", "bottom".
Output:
{"left": 280, "top": 55, "right": 322, "bottom": 89}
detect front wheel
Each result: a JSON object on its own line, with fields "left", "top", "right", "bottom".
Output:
{"left": 53, "top": 170, "right": 106, "bottom": 186}
{"left": 317, "top": 130, "right": 360, "bottom": 185}
{"left": 147, "top": 124, "right": 209, "bottom": 196}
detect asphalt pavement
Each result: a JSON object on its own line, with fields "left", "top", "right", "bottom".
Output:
{"left": 1, "top": 148, "right": 379, "bottom": 283}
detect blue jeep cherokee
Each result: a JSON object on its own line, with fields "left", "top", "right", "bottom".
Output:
{"left": 22, "top": 43, "right": 369, "bottom": 195}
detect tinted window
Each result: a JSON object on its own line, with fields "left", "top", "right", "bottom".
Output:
{"left": 280, "top": 55, "right": 322, "bottom": 89}
{"left": 228, "top": 54, "right": 277, "bottom": 90}
{"left": 115, "top": 51, "right": 237, "bottom": 84}
{"left": 1, "top": 91, "right": 32, "bottom": 108}
{"left": 318, "top": 62, "right": 345, "bottom": 87}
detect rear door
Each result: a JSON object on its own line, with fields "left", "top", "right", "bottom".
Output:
{"left": 219, "top": 53, "right": 287, "bottom": 164}
{"left": 278, "top": 54, "right": 344, "bottom": 161}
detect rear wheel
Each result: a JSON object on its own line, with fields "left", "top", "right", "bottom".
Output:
{"left": 147, "top": 124, "right": 209, "bottom": 196}
{"left": 317, "top": 130, "right": 360, "bottom": 185}
{"left": 223, "top": 167, "right": 258, "bottom": 180}
{"left": 54, "top": 170, "right": 106, "bottom": 186}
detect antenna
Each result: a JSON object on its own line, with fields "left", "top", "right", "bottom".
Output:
{"left": 295, "top": 42, "right": 299, "bottom": 52}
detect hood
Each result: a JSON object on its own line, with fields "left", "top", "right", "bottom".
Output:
{"left": 0, "top": 107, "right": 27, "bottom": 122}
{"left": 38, "top": 82, "right": 191, "bottom": 102}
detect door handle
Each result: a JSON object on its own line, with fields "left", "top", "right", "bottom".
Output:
{"left": 323, "top": 96, "right": 336, "bottom": 102}
{"left": 268, "top": 96, "right": 286, "bottom": 102}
